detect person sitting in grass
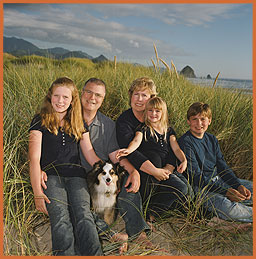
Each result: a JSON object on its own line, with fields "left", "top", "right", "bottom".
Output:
{"left": 178, "top": 102, "right": 253, "bottom": 227}
{"left": 116, "top": 78, "right": 191, "bottom": 220}
{"left": 29, "top": 77, "right": 103, "bottom": 256}
{"left": 78, "top": 77, "right": 152, "bottom": 252}
{"left": 116, "top": 96, "right": 190, "bottom": 219}
{"left": 116, "top": 96, "right": 187, "bottom": 174}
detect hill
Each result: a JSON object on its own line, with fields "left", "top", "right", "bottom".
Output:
{"left": 3, "top": 36, "right": 105, "bottom": 62}
{"left": 4, "top": 37, "right": 39, "bottom": 53}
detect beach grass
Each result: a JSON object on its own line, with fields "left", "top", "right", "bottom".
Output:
{"left": 3, "top": 53, "right": 252, "bottom": 255}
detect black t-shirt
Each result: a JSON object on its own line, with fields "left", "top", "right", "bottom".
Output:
{"left": 116, "top": 108, "right": 177, "bottom": 169}
{"left": 29, "top": 114, "right": 86, "bottom": 178}
{"left": 136, "top": 124, "right": 177, "bottom": 166}
{"left": 116, "top": 108, "right": 148, "bottom": 170}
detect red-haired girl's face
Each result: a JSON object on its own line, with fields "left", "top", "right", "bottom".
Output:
{"left": 51, "top": 86, "right": 72, "bottom": 114}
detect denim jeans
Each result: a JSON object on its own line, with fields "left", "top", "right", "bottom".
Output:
{"left": 93, "top": 173, "right": 150, "bottom": 239}
{"left": 117, "top": 173, "right": 151, "bottom": 237}
{"left": 139, "top": 170, "right": 191, "bottom": 218}
{"left": 138, "top": 150, "right": 192, "bottom": 218}
{"left": 44, "top": 175, "right": 103, "bottom": 256}
{"left": 196, "top": 178, "right": 253, "bottom": 223}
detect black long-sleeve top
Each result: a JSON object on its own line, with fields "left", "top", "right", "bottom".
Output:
{"left": 116, "top": 108, "right": 149, "bottom": 170}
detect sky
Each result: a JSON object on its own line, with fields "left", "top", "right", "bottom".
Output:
{"left": 3, "top": 3, "right": 253, "bottom": 80}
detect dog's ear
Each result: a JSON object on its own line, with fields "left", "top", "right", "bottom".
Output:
{"left": 87, "top": 160, "right": 104, "bottom": 186}
{"left": 93, "top": 160, "right": 104, "bottom": 170}
{"left": 115, "top": 163, "right": 125, "bottom": 176}
{"left": 115, "top": 163, "right": 127, "bottom": 191}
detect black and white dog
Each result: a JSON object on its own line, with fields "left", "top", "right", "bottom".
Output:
{"left": 86, "top": 160, "right": 126, "bottom": 225}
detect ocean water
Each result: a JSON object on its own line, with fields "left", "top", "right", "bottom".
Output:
{"left": 187, "top": 78, "right": 253, "bottom": 92}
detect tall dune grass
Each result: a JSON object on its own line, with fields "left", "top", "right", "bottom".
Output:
{"left": 3, "top": 53, "right": 252, "bottom": 255}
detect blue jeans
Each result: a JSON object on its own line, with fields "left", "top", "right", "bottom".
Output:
{"left": 93, "top": 173, "right": 150, "bottom": 239}
{"left": 44, "top": 175, "right": 103, "bottom": 256}
{"left": 117, "top": 173, "right": 150, "bottom": 237}
{"left": 196, "top": 178, "right": 253, "bottom": 223}
{"left": 139, "top": 151, "right": 193, "bottom": 218}
{"left": 140, "top": 171, "right": 191, "bottom": 218}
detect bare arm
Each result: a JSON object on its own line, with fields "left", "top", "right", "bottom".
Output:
{"left": 169, "top": 135, "right": 187, "bottom": 173}
{"left": 116, "top": 132, "right": 143, "bottom": 159}
{"left": 114, "top": 143, "right": 171, "bottom": 182}
{"left": 169, "top": 135, "right": 186, "bottom": 162}
{"left": 29, "top": 130, "right": 50, "bottom": 215}
{"left": 163, "top": 163, "right": 175, "bottom": 173}
{"left": 109, "top": 150, "right": 140, "bottom": 193}
{"left": 80, "top": 132, "right": 101, "bottom": 166}
{"left": 110, "top": 150, "right": 136, "bottom": 173}
{"left": 140, "top": 160, "right": 171, "bottom": 181}
{"left": 29, "top": 130, "right": 43, "bottom": 195}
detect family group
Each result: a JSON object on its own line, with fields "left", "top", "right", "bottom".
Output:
{"left": 29, "top": 76, "right": 253, "bottom": 256}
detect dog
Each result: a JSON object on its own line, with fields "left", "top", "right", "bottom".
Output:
{"left": 86, "top": 160, "right": 126, "bottom": 225}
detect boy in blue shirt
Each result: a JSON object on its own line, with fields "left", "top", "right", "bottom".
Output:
{"left": 178, "top": 102, "right": 252, "bottom": 224}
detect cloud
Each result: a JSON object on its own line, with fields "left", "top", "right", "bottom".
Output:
{"left": 129, "top": 39, "right": 139, "bottom": 48}
{"left": 4, "top": 8, "right": 113, "bottom": 52}
{"left": 79, "top": 4, "right": 239, "bottom": 26}
{"left": 3, "top": 3, "right": 246, "bottom": 64}
{"left": 66, "top": 33, "right": 112, "bottom": 52}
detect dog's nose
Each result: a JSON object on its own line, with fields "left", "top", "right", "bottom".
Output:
{"left": 106, "top": 178, "right": 111, "bottom": 182}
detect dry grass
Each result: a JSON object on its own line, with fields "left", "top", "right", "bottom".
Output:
{"left": 12, "top": 210, "right": 251, "bottom": 256}
{"left": 212, "top": 72, "right": 221, "bottom": 88}
{"left": 3, "top": 50, "right": 252, "bottom": 256}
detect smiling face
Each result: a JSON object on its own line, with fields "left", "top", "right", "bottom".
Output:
{"left": 187, "top": 113, "right": 211, "bottom": 138}
{"left": 51, "top": 86, "right": 72, "bottom": 115}
{"left": 130, "top": 89, "right": 151, "bottom": 114}
{"left": 147, "top": 107, "right": 163, "bottom": 124}
{"left": 81, "top": 82, "right": 105, "bottom": 113}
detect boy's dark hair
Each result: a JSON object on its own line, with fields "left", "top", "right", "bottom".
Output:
{"left": 82, "top": 78, "right": 106, "bottom": 92}
{"left": 187, "top": 102, "right": 212, "bottom": 120}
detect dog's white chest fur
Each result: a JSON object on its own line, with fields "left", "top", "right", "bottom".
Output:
{"left": 87, "top": 161, "right": 126, "bottom": 225}
{"left": 89, "top": 162, "right": 120, "bottom": 225}
{"left": 93, "top": 176, "right": 117, "bottom": 213}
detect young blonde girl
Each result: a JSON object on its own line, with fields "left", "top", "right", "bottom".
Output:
{"left": 29, "top": 77, "right": 102, "bottom": 256}
{"left": 116, "top": 96, "right": 189, "bottom": 219}
{"left": 117, "top": 96, "right": 187, "bottom": 172}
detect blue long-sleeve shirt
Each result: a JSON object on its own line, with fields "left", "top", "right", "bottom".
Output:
{"left": 178, "top": 131, "right": 241, "bottom": 195}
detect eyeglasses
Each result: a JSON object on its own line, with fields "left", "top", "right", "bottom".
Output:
{"left": 83, "top": 89, "right": 104, "bottom": 99}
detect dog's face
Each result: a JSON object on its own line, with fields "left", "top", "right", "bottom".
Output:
{"left": 98, "top": 163, "right": 118, "bottom": 186}
{"left": 87, "top": 160, "right": 126, "bottom": 191}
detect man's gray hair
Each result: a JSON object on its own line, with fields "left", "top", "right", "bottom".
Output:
{"left": 82, "top": 78, "right": 106, "bottom": 92}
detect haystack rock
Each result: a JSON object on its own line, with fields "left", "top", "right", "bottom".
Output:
{"left": 180, "top": 65, "right": 196, "bottom": 78}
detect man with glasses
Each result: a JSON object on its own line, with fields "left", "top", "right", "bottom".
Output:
{"left": 79, "top": 78, "right": 152, "bottom": 252}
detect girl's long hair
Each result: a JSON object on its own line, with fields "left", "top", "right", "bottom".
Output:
{"left": 144, "top": 96, "right": 169, "bottom": 142}
{"left": 40, "top": 77, "right": 85, "bottom": 141}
